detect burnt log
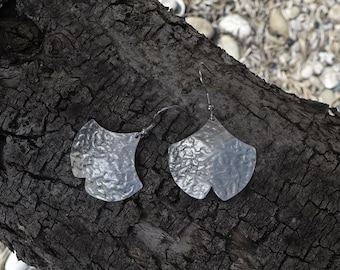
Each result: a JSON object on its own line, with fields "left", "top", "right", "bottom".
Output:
{"left": 0, "top": 0, "right": 339, "bottom": 269}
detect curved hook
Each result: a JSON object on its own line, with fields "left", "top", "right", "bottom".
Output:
{"left": 137, "top": 105, "right": 187, "bottom": 138}
{"left": 198, "top": 62, "right": 215, "bottom": 121}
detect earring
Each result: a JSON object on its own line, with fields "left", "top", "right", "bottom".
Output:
{"left": 168, "top": 63, "right": 256, "bottom": 201}
{"left": 70, "top": 105, "right": 181, "bottom": 202}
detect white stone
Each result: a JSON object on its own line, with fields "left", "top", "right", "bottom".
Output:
{"left": 313, "top": 62, "right": 324, "bottom": 75}
{"left": 291, "top": 41, "right": 300, "bottom": 53}
{"left": 159, "top": 0, "right": 185, "bottom": 16}
{"left": 328, "top": 4, "right": 340, "bottom": 22}
{"left": 269, "top": 8, "right": 289, "bottom": 38}
{"left": 5, "top": 252, "right": 33, "bottom": 270}
{"left": 318, "top": 52, "right": 334, "bottom": 65}
{"left": 333, "top": 63, "right": 340, "bottom": 71}
{"left": 301, "top": 64, "right": 313, "bottom": 79}
{"left": 319, "top": 89, "right": 335, "bottom": 105}
{"left": 282, "top": 6, "right": 300, "bottom": 20}
{"left": 279, "top": 52, "right": 291, "bottom": 64}
{"left": 321, "top": 68, "right": 339, "bottom": 89}
{"left": 217, "top": 35, "right": 240, "bottom": 60}
{"left": 322, "top": 22, "right": 333, "bottom": 31}
{"left": 160, "top": 0, "right": 177, "bottom": 10}
{"left": 185, "top": 16, "right": 214, "bottom": 39}
{"left": 290, "top": 19, "right": 303, "bottom": 32}
{"left": 310, "top": 76, "right": 322, "bottom": 90}
{"left": 218, "top": 14, "right": 252, "bottom": 39}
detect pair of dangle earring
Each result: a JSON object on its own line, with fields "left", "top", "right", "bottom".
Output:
{"left": 70, "top": 64, "right": 256, "bottom": 202}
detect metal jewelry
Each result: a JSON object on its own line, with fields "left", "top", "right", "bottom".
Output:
{"left": 70, "top": 106, "right": 181, "bottom": 202}
{"left": 168, "top": 63, "right": 256, "bottom": 201}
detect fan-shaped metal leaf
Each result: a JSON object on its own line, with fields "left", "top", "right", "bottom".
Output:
{"left": 70, "top": 120, "right": 142, "bottom": 202}
{"left": 168, "top": 118, "right": 256, "bottom": 201}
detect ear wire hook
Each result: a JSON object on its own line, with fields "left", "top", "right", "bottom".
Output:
{"left": 199, "top": 62, "right": 215, "bottom": 121}
{"left": 138, "top": 105, "right": 187, "bottom": 138}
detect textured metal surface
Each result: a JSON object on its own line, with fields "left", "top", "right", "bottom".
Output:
{"left": 168, "top": 118, "right": 256, "bottom": 201}
{"left": 70, "top": 119, "right": 142, "bottom": 202}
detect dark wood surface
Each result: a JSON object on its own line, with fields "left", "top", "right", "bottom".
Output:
{"left": 0, "top": 0, "right": 339, "bottom": 269}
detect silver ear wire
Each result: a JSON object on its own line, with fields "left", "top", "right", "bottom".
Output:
{"left": 137, "top": 105, "right": 186, "bottom": 138}
{"left": 199, "top": 62, "right": 215, "bottom": 121}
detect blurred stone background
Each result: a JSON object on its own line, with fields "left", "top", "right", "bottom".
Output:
{"left": 161, "top": 0, "right": 340, "bottom": 110}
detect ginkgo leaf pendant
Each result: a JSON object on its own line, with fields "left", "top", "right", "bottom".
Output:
{"left": 168, "top": 118, "right": 256, "bottom": 201}
{"left": 70, "top": 120, "right": 142, "bottom": 202}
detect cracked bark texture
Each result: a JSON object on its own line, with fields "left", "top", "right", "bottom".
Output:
{"left": 0, "top": 0, "right": 339, "bottom": 269}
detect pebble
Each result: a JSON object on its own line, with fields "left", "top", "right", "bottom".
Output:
{"left": 334, "top": 82, "right": 340, "bottom": 92}
{"left": 318, "top": 52, "right": 334, "bottom": 65}
{"left": 218, "top": 14, "right": 252, "bottom": 39}
{"left": 319, "top": 89, "right": 335, "bottom": 104}
{"left": 269, "top": 8, "right": 289, "bottom": 38}
{"left": 159, "top": 0, "right": 177, "bottom": 10}
{"left": 322, "top": 22, "right": 333, "bottom": 31}
{"left": 328, "top": 4, "right": 340, "bottom": 22}
{"left": 313, "top": 62, "right": 323, "bottom": 75}
{"left": 320, "top": 67, "right": 339, "bottom": 89}
{"left": 310, "top": 76, "right": 322, "bottom": 90}
{"left": 217, "top": 35, "right": 240, "bottom": 60}
{"left": 301, "top": 64, "right": 313, "bottom": 79}
{"left": 158, "top": 0, "right": 185, "bottom": 16}
{"left": 5, "top": 252, "right": 36, "bottom": 270}
{"left": 279, "top": 52, "right": 291, "bottom": 64}
{"left": 185, "top": 16, "right": 214, "bottom": 39}
{"left": 290, "top": 19, "right": 303, "bottom": 32}
{"left": 282, "top": 6, "right": 300, "bottom": 20}
{"left": 290, "top": 41, "right": 301, "bottom": 53}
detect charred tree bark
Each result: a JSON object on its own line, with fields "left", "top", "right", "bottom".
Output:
{"left": 0, "top": 0, "right": 339, "bottom": 269}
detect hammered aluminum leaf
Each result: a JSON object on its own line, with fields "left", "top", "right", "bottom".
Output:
{"left": 70, "top": 119, "right": 142, "bottom": 202}
{"left": 168, "top": 118, "right": 256, "bottom": 201}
